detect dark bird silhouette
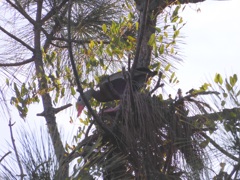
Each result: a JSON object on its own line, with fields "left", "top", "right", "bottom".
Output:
{"left": 76, "top": 67, "right": 157, "bottom": 116}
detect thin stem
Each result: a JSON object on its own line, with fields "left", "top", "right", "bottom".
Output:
{"left": 8, "top": 119, "right": 26, "bottom": 179}
{"left": 0, "top": 151, "right": 11, "bottom": 163}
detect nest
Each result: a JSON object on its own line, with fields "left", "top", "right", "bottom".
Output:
{"left": 99, "top": 83, "right": 207, "bottom": 179}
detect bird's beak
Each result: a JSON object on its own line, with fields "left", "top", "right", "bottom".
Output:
{"left": 76, "top": 103, "right": 85, "bottom": 117}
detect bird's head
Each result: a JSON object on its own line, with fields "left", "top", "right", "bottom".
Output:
{"left": 76, "top": 96, "right": 85, "bottom": 117}
{"left": 76, "top": 90, "right": 93, "bottom": 117}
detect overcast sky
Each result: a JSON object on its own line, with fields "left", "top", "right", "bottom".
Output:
{"left": 176, "top": 0, "right": 240, "bottom": 94}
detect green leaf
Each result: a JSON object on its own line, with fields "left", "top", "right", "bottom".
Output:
{"left": 199, "top": 139, "right": 209, "bottom": 148}
{"left": 173, "top": 30, "right": 180, "bottom": 39}
{"left": 89, "top": 40, "right": 95, "bottom": 49}
{"left": 136, "top": 22, "right": 139, "bottom": 30}
{"left": 6, "top": 78, "right": 9, "bottom": 86}
{"left": 225, "top": 80, "right": 232, "bottom": 91}
{"left": 102, "top": 24, "right": 107, "bottom": 33}
{"left": 155, "top": 27, "right": 161, "bottom": 33}
{"left": 230, "top": 74, "right": 237, "bottom": 87}
{"left": 148, "top": 33, "right": 155, "bottom": 46}
{"left": 127, "top": 36, "right": 136, "bottom": 42}
{"left": 171, "top": 16, "right": 179, "bottom": 23}
{"left": 173, "top": 25, "right": 176, "bottom": 31}
{"left": 214, "top": 73, "right": 223, "bottom": 85}
{"left": 221, "top": 100, "right": 226, "bottom": 107}
{"left": 200, "top": 83, "right": 211, "bottom": 91}
{"left": 223, "top": 93, "right": 228, "bottom": 98}
{"left": 165, "top": 64, "right": 171, "bottom": 71}
{"left": 164, "top": 32, "right": 168, "bottom": 38}
{"left": 71, "top": 87, "right": 76, "bottom": 96}
{"left": 169, "top": 72, "right": 175, "bottom": 83}
{"left": 163, "top": 25, "right": 170, "bottom": 30}
{"left": 179, "top": 17, "right": 183, "bottom": 24}
{"left": 14, "top": 83, "right": 21, "bottom": 98}
{"left": 158, "top": 35, "right": 163, "bottom": 43}
{"left": 172, "top": 5, "right": 180, "bottom": 18}
{"left": 159, "top": 44, "right": 164, "bottom": 55}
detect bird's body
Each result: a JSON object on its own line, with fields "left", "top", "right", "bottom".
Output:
{"left": 76, "top": 67, "right": 157, "bottom": 116}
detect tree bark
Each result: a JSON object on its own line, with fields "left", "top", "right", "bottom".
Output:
{"left": 33, "top": 1, "right": 68, "bottom": 178}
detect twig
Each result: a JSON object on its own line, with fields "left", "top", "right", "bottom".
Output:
{"left": 8, "top": 119, "right": 26, "bottom": 179}
{"left": 0, "top": 151, "right": 11, "bottom": 163}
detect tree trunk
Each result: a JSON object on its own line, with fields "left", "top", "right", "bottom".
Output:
{"left": 34, "top": 1, "right": 68, "bottom": 178}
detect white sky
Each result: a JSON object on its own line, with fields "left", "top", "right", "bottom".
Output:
{"left": 177, "top": 0, "right": 240, "bottom": 93}
{"left": 0, "top": 0, "right": 240, "bottom": 177}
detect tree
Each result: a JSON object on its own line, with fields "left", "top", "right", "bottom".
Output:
{"left": 1, "top": 0, "right": 239, "bottom": 179}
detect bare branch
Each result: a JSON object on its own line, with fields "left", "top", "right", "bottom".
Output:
{"left": 0, "top": 26, "right": 34, "bottom": 52}
{"left": 189, "top": 107, "right": 240, "bottom": 122}
{"left": 200, "top": 132, "right": 239, "bottom": 162}
{"left": 36, "top": 103, "right": 72, "bottom": 116}
{"left": 150, "top": 71, "right": 164, "bottom": 94}
{"left": 8, "top": 119, "right": 26, "bottom": 179}
{"left": 0, "top": 151, "right": 11, "bottom": 163}
{"left": 0, "top": 57, "right": 34, "bottom": 67}
{"left": 54, "top": 103, "right": 72, "bottom": 114}
{"left": 6, "top": 0, "right": 35, "bottom": 25}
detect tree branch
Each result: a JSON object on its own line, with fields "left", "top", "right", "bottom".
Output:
{"left": 6, "top": 0, "right": 35, "bottom": 25}
{"left": 150, "top": 71, "right": 164, "bottom": 94}
{"left": 8, "top": 119, "right": 26, "bottom": 179}
{"left": 200, "top": 132, "right": 239, "bottom": 162}
{"left": 36, "top": 103, "right": 72, "bottom": 116}
{"left": 0, "top": 57, "right": 34, "bottom": 67}
{"left": 189, "top": 107, "right": 240, "bottom": 122}
{"left": 0, "top": 151, "right": 11, "bottom": 163}
{"left": 0, "top": 25, "right": 34, "bottom": 52}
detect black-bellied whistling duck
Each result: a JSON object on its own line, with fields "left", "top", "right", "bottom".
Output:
{"left": 76, "top": 67, "right": 157, "bottom": 116}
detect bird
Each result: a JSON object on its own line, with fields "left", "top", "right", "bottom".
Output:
{"left": 76, "top": 67, "right": 157, "bottom": 117}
